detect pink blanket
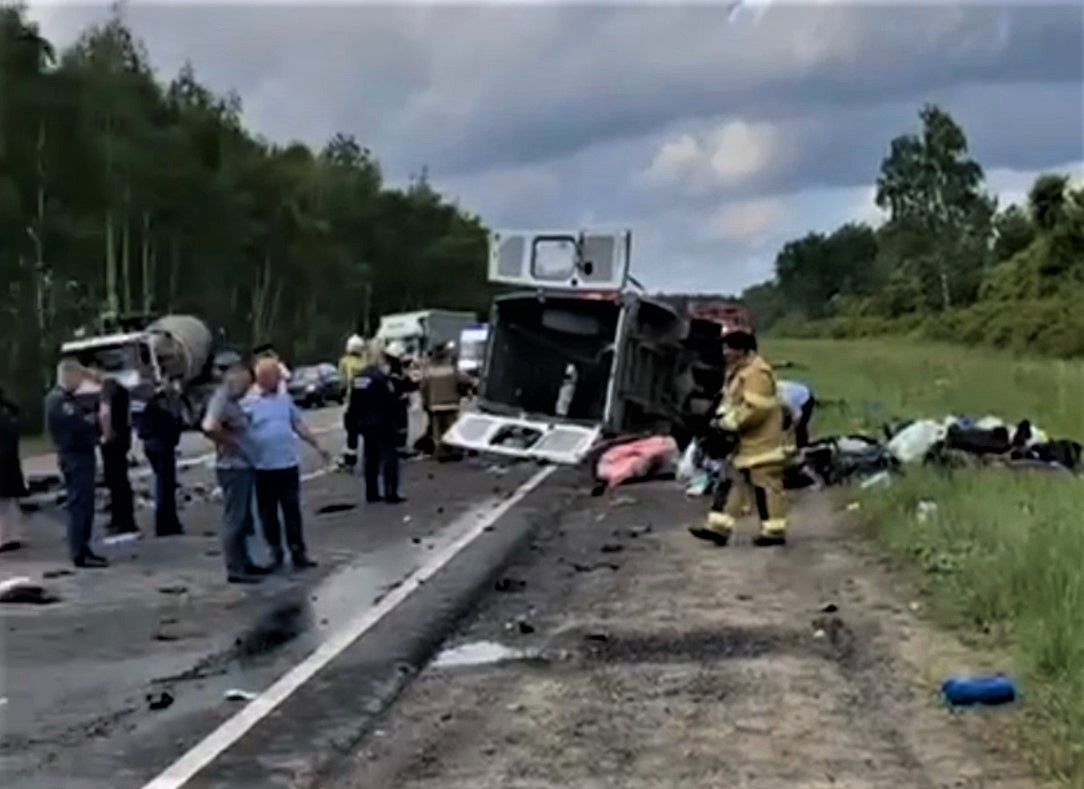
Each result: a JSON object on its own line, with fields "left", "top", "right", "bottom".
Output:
{"left": 596, "top": 436, "right": 679, "bottom": 490}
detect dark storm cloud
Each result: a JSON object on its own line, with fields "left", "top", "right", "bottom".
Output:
{"left": 27, "top": 1, "right": 1084, "bottom": 291}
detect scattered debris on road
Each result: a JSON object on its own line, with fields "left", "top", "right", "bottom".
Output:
{"left": 224, "top": 688, "right": 258, "bottom": 702}
{"left": 570, "top": 561, "right": 621, "bottom": 573}
{"left": 157, "top": 585, "right": 188, "bottom": 596}
{"left": 493, "top": 577, "right": 526, "bottom": 593}
{"left": 41, "top": 568, "right": 74, "bottom": 579}
{"left": 317, "top": 503, "right": 357, "bottom": 515}
{"left": 146, "top": 691, "right": 174, "bottom": 711}
{"left": 432, "top": 641, "right": 527, "bottom": 669}
{"left": 0, "top": 577, "right": 60, "bottom": 605}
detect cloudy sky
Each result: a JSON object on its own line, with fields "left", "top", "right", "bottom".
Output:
{"left": 27, "top": 1, "right": 1084, "bottom": 292}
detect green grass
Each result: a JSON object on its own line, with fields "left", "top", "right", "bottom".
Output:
{"left": 765, "top": 338, "right": 1084, "bottom": 783}
{"left": 766, "top": 337, "right": 1084, "bottom": 438}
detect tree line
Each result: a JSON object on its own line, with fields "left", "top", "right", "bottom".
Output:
{"left": 742, "top": 105, "right": 1084, "bottom": 357}
{"left": 1, "top": 5, "right": 491, "bottom": 427}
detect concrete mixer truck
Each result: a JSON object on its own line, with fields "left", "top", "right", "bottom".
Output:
{"left": 59, "top": 314, "right": 232, "bottom": 430}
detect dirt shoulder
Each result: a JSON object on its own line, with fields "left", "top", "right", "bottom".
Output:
{"left": 331, "top": 480, "right": 1043, "bottom": 788}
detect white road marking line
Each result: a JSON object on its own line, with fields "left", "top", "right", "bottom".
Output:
{"left": 141, "top": 464, "right": 556, "bottom": 789}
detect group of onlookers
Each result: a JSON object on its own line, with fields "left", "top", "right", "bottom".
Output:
{"left": 201, "top": 354, "right": 329, "bottom": 583}
{"left": 0, "top": 346, "right": 331, "bottom": 584}
{"left": 0, "top": 334, "right": 467, "bottom": 582}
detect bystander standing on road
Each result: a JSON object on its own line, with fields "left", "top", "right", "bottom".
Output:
{"left": 202, "top": 360, "right": 273, "bottom": 584}
{"left": 137, "top": 380, "right": 185, "bottom": 537}
{"left": 348, "top": 341, "right": 405, "bottom": 504}
{"left": 251, "top": 343, "right": 291, "bottom": 395}
{"left": 87, "top": 361, "right": 139, "bottom": 535}
{"left": 45, "top": 360, "right": 108, "bottom": 568}
{"left": 245, "top": 359, "right": 329, "bottom": 570}
{"left": 0, "top": 386, "right": 28, "bottom": 553}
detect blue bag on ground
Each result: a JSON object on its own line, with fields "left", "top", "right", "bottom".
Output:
{"left": 941, "top": 676, "right": 1017, "bottom": 706}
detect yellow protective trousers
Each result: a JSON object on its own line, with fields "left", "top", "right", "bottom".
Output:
{"left": 704, "top": 462, "right": 788, "bottom": 537}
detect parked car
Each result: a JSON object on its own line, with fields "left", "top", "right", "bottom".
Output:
{"left": 288, "top": 363, "right": 343, "bottom": 407}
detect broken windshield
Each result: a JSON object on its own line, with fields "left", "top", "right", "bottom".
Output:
{"left": 77, "top": 343, "right": 142, "bottom": 373}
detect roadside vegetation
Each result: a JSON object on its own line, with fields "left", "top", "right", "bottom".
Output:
{"left": 766, "top": 338, "right": 1084, "bottom": 783}
{"left": 1, "top": 6, "right": 490, "bottom": 427}
{"left": 745, "top": 107, "right": 1084, "bottom": 360}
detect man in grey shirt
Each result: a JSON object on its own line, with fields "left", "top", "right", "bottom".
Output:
{"left": 201, "top": 361, "right": 272, "bottom": 584}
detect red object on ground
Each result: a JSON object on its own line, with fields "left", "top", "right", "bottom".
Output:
{"left": 596, "top": 436, "right": 679, "bottom": 490}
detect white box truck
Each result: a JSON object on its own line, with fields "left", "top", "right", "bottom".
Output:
{"left": 375, "top": 310, "right": 478, "bottom": 358}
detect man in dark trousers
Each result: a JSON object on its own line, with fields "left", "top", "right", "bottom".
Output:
{"left": 87, "top": 362, "right": 139, "bottom": 534}
{"left": 348, "top": 342, "right": 404, "bottom": 504}
{"left": 46, "top": 360, "right": 108, "bottom": 568}
{"left": 245, "top": 359, "right": 329, "bottom": 569}
{"left": 137, "top": 380, "right": 185, "bottom": 536}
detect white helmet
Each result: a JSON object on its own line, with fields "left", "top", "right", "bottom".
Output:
{"left": 346, "top": 334, "right": 366, "bottom": 354}
{"left": 385, "top": 340, "right": 406, "bottom": 360}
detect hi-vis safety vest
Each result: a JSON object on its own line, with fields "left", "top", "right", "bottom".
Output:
{"left": 716, "top": 353, "right": 789, "bottom": 469}
{"left": 339, "top": 354, "right": 366, "bottom": 395}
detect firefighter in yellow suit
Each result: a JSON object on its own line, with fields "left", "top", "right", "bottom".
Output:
{"left": 337, "top": 335, "right": 368, "bottom": 470}
{"left": 689, "top": 327, "right": 790, "bottom": 547}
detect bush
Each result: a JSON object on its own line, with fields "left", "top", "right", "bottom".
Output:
{"left": 772, "top": 293, "right": 1084, "bottom": 359}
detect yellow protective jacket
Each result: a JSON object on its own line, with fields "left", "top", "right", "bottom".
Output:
{"left": 717, "top": 353, "right": 788, "bottom": 469}
{"left": 338, "top": 353, "right": 366, "bottom": 395}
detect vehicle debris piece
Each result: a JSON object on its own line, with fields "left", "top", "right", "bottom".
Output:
{"left": 432, "top": 641, "right": 527, "bottom": 669}
{"left": 571, "top": 561, "right": 621, "bottom": 573}
{"left": 317, "top": 503, "right": 357, "bottom": 515}
{"left": 224, "top": 688, "right": 258, "bottom": 702}
{"left": 494, "top": 577, "right": 526, "bottom": 593}
{"left": 0, "top": 577, "right": 59, "bottom": 605}
{"left": 157, "top": 585, "right": 188, "bottom": 595}
{"left": 146, "top": 691, "right": 174, "bottom": 711}
{"left": 916, "top": 500, "right": 939, "bottom": 523}
{"left": 600, "top": 543, "right": 624, "bottom": 554}
{"left": 42, "top": 568, "right": 74, "bottom": 580}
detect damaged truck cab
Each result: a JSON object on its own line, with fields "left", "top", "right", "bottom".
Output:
{"left": 444, "top": 230, "right": 693, "bottom": 464}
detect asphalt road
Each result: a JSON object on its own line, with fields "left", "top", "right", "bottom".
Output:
{"left": 0, "top": 403, "right": 544, "bottom": 788}
{"left": 328, "top": 482, "right": 1041, "bottom": 789}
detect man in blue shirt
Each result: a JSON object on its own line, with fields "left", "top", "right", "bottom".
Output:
{"left": 45, "top": 360, "right": 108, "bottom": 568}
{"left": 203, "top": 360, "right": 273, "bottom": 584}
{"left": 244, "top": 359, "right": 330, "bottom": 570}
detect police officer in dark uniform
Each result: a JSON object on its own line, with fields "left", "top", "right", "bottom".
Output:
{"left": 46, "top": 359, "right": 108, "bottom": 568}
{"left": 87, "top": 362, "right": 139, "bottom": 534}
{"left": 348, "top": 342, "right": 403, "bottom": 504}
{"left": 137, "top": 380, "right": 185, "bottom": 536}
{"left": 384, "top": 342, "right": 418, "bottom": 454}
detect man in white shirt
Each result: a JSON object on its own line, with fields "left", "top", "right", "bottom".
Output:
{"left": 778, "top": 379, "right": 815, "bottom": 448}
